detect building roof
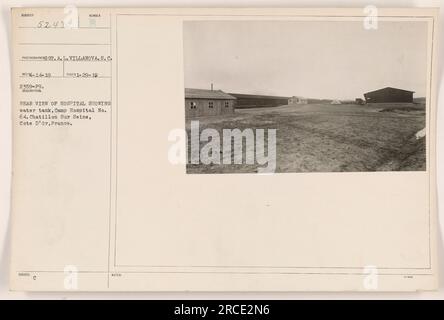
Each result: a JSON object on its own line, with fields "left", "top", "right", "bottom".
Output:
{"left": 185, "top": 88, "right": 236, "bottom": 100}
{"left": 230, "top": 93, "right": 289, "bottom": 99}
{"left": 364, "top": 87, "right": 415, "bottom": 95}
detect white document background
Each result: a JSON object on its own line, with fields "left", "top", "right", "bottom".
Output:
{"left": 1, "top": 0, "right": 444, "bottom": 298}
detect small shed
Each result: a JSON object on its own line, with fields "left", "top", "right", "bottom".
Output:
{"left": 355, "top": 98, "right": 366, "bottom": 105}
{"left": 288, "top": 96, "right": 307, "bottom": 105}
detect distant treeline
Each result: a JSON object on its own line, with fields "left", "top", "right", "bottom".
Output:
{"left": 307, "top": 98, "right": 333, "bottom": 104}
{"left": 413, "top": 97, "right": 426, "bottom": 104}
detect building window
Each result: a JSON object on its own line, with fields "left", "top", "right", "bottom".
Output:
{"left": 190, "top": 101, "right": 197, "bottom": 109}
{"left": 225, "top": 101, "right": 229, "bottom": 108}
{"left": 208, "top": 102, "right": 213, "bottom": 108}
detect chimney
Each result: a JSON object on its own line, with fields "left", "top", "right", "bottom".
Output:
{"left": 211, "top": 83, "right": 213, "bottom": 91}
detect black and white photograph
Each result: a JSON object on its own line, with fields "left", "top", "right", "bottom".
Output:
{"left": 183, "top": 20, "right": 429, "bottom": 174}
{"left": 2, "top": 5, "right": 441, "bottom": 297}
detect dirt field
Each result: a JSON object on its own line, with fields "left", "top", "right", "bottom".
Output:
{"left": 186, "top": 103, "right": 426, "bottom": 173}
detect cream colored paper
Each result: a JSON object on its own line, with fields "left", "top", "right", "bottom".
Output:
{"left": 9, "top": 7, "right": 439, "bottom": 291}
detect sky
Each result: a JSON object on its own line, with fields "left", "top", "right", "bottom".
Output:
{"left": 183, "top": 20, "right": 429, "bottom": 100}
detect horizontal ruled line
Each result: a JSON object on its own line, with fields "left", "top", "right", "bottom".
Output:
{"left": 19, "top": 59, "right": 111, "bottom": 62}
{"left": 19, "top": 43, "right": 111, "bottom": 46}
{"left": 19, "top": 76, "right": 111, "bottom": 79}
{"left": 18, "top": 26, "right": 110, "bottom": 29}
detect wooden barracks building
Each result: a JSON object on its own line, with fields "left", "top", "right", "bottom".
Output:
{"left": 185, "top": 88, "right": 236, "bottom": 118}
{"left": 363, "top": 87, "right": 414, "bottom": 103}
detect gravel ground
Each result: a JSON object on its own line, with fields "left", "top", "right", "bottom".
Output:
{"left": 185, "top": 103, "right": 426, "bottom": 173}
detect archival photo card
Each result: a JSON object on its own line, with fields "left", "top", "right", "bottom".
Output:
{"left": 9, "top": 7, "right": 438, "bottom": 292}
{"left": 183, "top": 20, "right": 429, "bottom": 174}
